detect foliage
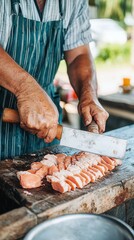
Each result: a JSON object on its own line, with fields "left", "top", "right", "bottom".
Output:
{"left": 95, "top": 41, "right": 131, "bottom": 65}
{"left": 90, "top": 0, "right": 132, "bottom": 22}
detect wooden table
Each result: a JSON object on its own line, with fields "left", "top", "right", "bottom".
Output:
{"left": 0, "top": 125, "right": 134, "bottom": 240}
{"left": 99, "top": 92, "right": 134, "bottom": 131}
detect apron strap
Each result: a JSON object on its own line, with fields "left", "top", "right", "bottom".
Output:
{"left": 11, "top": 0, "right": 21, "bottom": 15}
{"left": 59, "top": 0, "right": 63, "bottom": 19}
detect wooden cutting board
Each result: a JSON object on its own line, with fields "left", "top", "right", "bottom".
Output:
{"left": 0, "top": 125, "right": 134, "bottom": 223}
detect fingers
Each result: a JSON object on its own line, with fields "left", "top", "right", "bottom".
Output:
{"left": 19, "top": 106, "right": 58, "bottom": 142}
{"left": 93, "top": 110, "right": 109, "bottom": 133}
{"left": 44, "top": 125, "right": 57, "bottom": 143}
{"left": 79, "top": 103, "right": 109, "bottom": 134}
{"left": 20, "top": 121, "right": 38, "bottom": 135}
{"left": 20, "top": 121, "right": 58, "bottom": 143}
{"left": 36, "top": 124, "right": 57, "bottom": 143}
{"left": 36, "top": 128, "right": 49, "bottom": 139}
{"left": 78, "top": 105, "right": 92, "bottom": 126}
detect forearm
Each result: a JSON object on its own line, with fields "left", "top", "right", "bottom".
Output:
{"left": 0, "top": 47, "right": 58, "bottom": 141}
{"left": 0, "top": 46, "right": 36, "bottom": 96}
{"left": 65, "top": 45, "right": 108, "bottom": 132}
{"left": 67, "top": 53, "right": 98, "bottom": 100}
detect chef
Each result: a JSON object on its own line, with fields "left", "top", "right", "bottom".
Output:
{"left": 0, "top": 0, "right": 108, "bottom": 160}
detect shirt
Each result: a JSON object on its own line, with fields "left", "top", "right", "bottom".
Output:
{"left": 0, "top": 0, "right": 92, "bottom": 51}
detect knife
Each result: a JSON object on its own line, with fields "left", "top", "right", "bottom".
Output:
{"left": 1, "top": 108, "right": 127, "bottom": 159}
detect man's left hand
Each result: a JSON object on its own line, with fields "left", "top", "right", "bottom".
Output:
{"left": 78, "top": 93, "right": 109, "bottom": 133}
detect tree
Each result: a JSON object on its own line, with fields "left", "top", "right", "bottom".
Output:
{"left": 95, "top": 0, "right": 132, "bottom": 21}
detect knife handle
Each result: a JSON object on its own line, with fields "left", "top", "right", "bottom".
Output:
{"left": 2, "top": 108, "right": 20, "bottom": 123}
{"left": 87, "top": 120, "right": 99, "bottom": 133}
{"left": 2, "top": 108, "right": 63, "bottom": 140}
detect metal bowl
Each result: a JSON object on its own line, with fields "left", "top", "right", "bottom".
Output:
{"left": 24, "top": 214, "right": 134, "bottom": 240}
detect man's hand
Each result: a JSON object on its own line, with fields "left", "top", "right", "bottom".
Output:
{"left": 78, "top": 92, "right": 109, "bottom": 133}
{"left": 16, "top": 76, "right": 59, "bottom": 143}
{"left": 65, "top": 44, "right": 109, "bottom": 133}
{"left": 0, "top": 46, "right": 58, "bottom": 142}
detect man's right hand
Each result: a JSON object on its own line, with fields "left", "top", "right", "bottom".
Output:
{"left": 16, "top": 76, "right": 59, "bottom": 143}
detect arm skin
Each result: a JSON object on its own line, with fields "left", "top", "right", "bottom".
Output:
{"left": 0, "top": 46, "right": 59, "bottom": 143}
{"left": 65, "top": 44, "right": 109, "bottom": 133}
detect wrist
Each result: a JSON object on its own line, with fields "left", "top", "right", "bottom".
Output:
{"left": 15, "top": 73, "right": 40, "bottom": 97}
{"left": 78, "top": 83, "right": 97, "bottom": 101}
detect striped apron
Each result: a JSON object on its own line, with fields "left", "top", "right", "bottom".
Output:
{"left": 0, "top": 0, "right": 64, "bottom": 160}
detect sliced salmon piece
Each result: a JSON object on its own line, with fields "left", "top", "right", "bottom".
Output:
{"left": 101, "top": 159, "right": 115, "bottom": 171}
{"left": 75, "top": 152, "right": 88, "bottom": 162}
{"left": 48, "top": 165, "right": 58, "bottom": 175}
{"left": 20, "top": 173, "right": 42, "bottom": 189}
{"left": 80, "top": 172, "right": 91, "bottom": 184}
{"left": 89, "top": 166, "right": 103, "bottom": 178}
{"left": 98, "top": 163, "right": 109, "bottom": 172}
{"left": 27, "top": 169, "right": 36, "bottom": 174}
{"left": 56, "top": 154, "right": 66, "bottom": 162}
{"left": 101, "top": 156, "right": 115, "bottom": 166}
{"left": 65, "top": 179, "right": 76, "bottom": 191}
{"left": 75, "top": 151, "right": 83, "bottom": 158}
{"left": 35, "top": 165, "right": 48, "bottom": 179}
{"left": 56, "top": 156, "right": 66, "bottom": 164}
{"left": 78, "top": 152, "right": 101, "bottom": 163}
{"left": 58, "top": 162, "right": 65, "bottom": 171}
{"left": 75, "top": 173, "right": 86, "bottom": 186}
{"left": 56, "top": 154, "right": 66, "bottom": 170}
{"left": 53, "top": 170, "right": 69, "bottom": 179}
{"left": 71, "top": 155, "right": 77, "bottom": 165}
{"left": 67, "top": 165, "right": 81, "bottom": 174}
{"left": 87, "top": 169, "right": 98, "bottom": 180}
{"left": 75, "top": 161, "right": 89, "bottom": 169}
{"left": 82, "top": 170, "right": 95, "bottom": 182}
{"left": 31, "top": 162, "right": 43, "bottom": 171}
{"left": 93, "top": 165, "right": 105, "bottom": 175}
{"left": 67, "top": 176, "right": 83, "bottom": 188}
{"left": 47, "top": 175, "right": 71, "bottom": 193}
{"left": 46, "top": 175, "right": 59, "bottom": 183}
{"left": 111, "top": 158, "right": 122, "bottom": 166}
{"left": 55, "top": 153, "right": 67, "bottom": 158}
{"left": 51, "top": 180, "right": 71, "bottom": 193}
{"left": 75, "top": 152, "right": 100, "bottom": 167}
{"left": 115, "top": 159, "right": 122, "bottom": 166}
{"left": 110, "top": 158, "right": 117, "bottom": 166}
{"left": 43, "top": 154, "right": 57, "bottom": 164}
{"left": 41, "top": 159, "right": 55, "bottom": 167}
{"left": 64, "top": 156, "right": 72, "bottom": 169}
{"left": 88, "top": 167, "right": 102, "bottom": 178}
{"left": 17, "top": 171, "right": 31, "bottom": 180}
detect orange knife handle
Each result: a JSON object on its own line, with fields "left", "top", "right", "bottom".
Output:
{"left": 2, "top": 108, "right": 20, "bottom": 123}
{"left": 2, "top": 108, "right": 63, "bottom": 140}
{"left": 56, "top": 124, "right": 63, "bottom": 140}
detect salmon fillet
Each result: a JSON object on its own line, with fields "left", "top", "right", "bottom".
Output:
{"left": 17, "top": 151, "right": 122, "bottom": 193}
{"left": 20, "top": 173, "right": 42, "bottom": 189}
{"left": 31, "top": 162, "right": 43, "bottom": 170}
{"left": 36, "top": 165, "right": 48, "bottom": 179}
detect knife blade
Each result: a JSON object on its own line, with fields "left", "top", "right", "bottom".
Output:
{"left": 1, "top": 108, "right": 127, "bottom": 159}
{"left": 58, "top": 126, "right": 127, "bottom": 159}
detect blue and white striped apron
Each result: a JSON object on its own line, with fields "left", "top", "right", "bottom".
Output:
{"left": 0, "top": 0, "right": 64, "bottom": 160}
